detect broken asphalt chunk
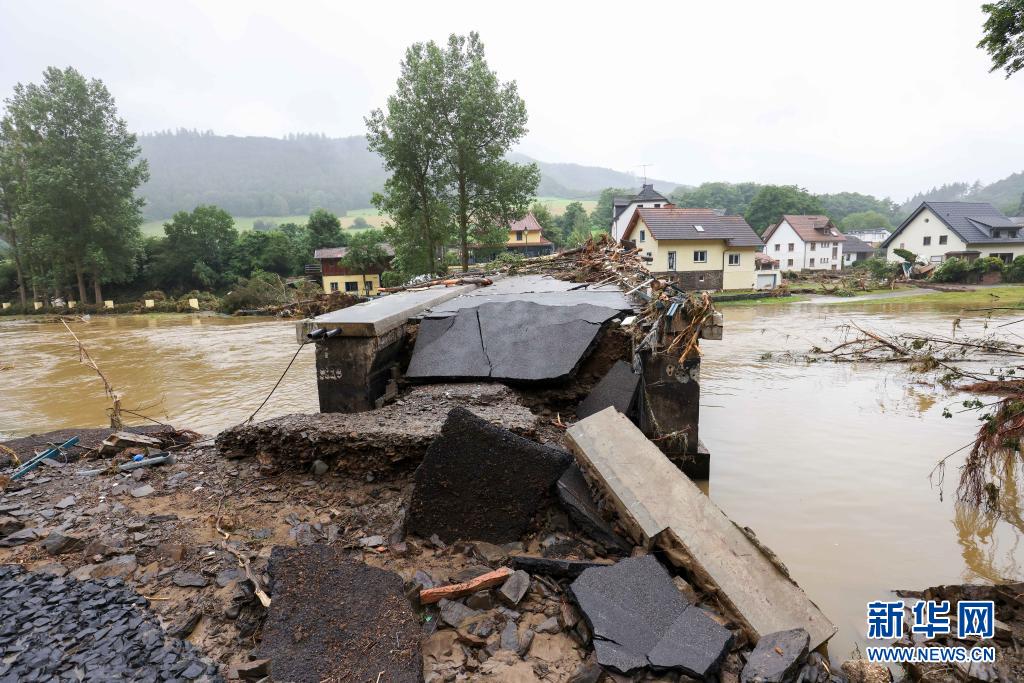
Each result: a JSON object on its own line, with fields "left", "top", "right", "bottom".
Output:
{"left": 406, "top": 300, "right": 624, "bottom": 383}
{"left": 407, "top": 407, "right": 570, "bottom": 544}
{"left": 510, "top": 555, "right": 614, "bottom": 579}
{"left": 256, "top": 545, "right": 421, "bottom": 683}
{"left": 556, "top": 465, "right": 630, "bottom": 553}
{"left": 498, "top": 569, "right": 531, "bottom": 606}
{"left": 740, "top": 628, "right": 810, "bottom": 683}
{"left": 575, "top": 360, "right": 640, "bottom": 419}
{"left": 570, "top": 554, "right": 731, "bottom": 676}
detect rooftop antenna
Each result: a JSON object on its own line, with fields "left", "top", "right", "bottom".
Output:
{"left": 637, "top": 163, "right": 652, "bottom": 186}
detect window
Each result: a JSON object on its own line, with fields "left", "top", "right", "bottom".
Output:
{"left": 809, "top": 258, "right": 815, "bottom": 266}
{"left": 694, "top": 224, "right": 705, "bottom": 232}
{"left": 939, "top": 235, "right": 947, "bottom": 245}
{"left": 809, "top": 242, "right": 816, "bottom": 251}
{"left": 344, "top": 281, "right": 359, "bottom": 293}
{"left": 787, "top": 259, "right": 794, "bottom": 267}
{"left": 365, "top": 280, "right": 374, "bottom": 290}
{"left": 639, "top": 230, "right": 645, "bottom": 242}
{"left": 930, "top": 255, "right": 943, "bottom": 263}
{"left": 515, "top": 230, "right": 523, "bottom": 241}
{"left": 788, "top": 243, "right": 794, "bottom": 252}
{"left": 728, "top": 253, "right": 740, "bottom": 266}
{"left": 329, "top": 282, "right": 339, "bottom": 292}
{"left": 923, "top": 236, "right": 931, "bottom": 246}
{"left": 820, "top": 257, "right": 829, "bottom": 264}
{"left": 693, "top": 250, "right": 707, "bottom": 263}
{"left": 667, "top": 251, "right": 677, "bottom": 270}
{"left": 654, "top": 203, "right": 661, "bottom": 208}
{"left": 774, "top": 244, "right": 780, "bottom": 252}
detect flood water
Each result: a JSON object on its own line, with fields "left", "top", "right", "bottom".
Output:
{"left": 1, "top": 305, "right": 1022, "bottom": 658}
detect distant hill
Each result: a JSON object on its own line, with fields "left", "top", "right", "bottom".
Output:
{"left": 136, "top": 131, "right": 683, "bottom": 220}
{"left": 899, "top": 174, "right": 1024, "bottom": 216}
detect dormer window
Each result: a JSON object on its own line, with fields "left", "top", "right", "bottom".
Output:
{"left": 694, "top": 225, "right": 704, "bottom": 232}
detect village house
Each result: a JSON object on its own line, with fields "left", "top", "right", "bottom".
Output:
{"left": 844, "top": 228, "right": 891, "bottom": 246}
{"left": 842, "top": 235, "right": 879, "bottom": 266}
{"left": 753, "top": 253, "right": 782, "bottom": 289}
{"left": 622, "top": 207, "right": 763, "bottom": 290}
{"left": 883, "top": 201, "right": 1024, "bottom": 265}
{"left": 470, "top": 212, "right": 554, "bottom": 262}
{"left": 313, "top": 245, "right": 394, "bottom": 295}
{"left": 610, "top": 184, "right": 672, "bottom": 241}
{"left": 762, "top": 215, "right": 846, "bottom": 271}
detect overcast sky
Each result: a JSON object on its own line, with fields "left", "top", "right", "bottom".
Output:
{"left": 1, "top": 0, "right": 1021, "bottom": 200}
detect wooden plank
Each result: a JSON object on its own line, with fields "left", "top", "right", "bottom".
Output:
{"left": 565, "top": 407, "right": 836, "bottom": 649}
{"left": 419, "top": 567, "right": 512, "bottom": 604}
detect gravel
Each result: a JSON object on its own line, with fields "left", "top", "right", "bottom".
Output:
{"left": 0, "top": 564, "right": 222, "bottom": 681}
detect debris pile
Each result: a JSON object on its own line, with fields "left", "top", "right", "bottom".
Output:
{"left": 0, "top": 564, "right": 220, "bottom": 681}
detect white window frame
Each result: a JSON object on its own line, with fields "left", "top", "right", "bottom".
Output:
{"left": 639, "top": 230, "right": 645, "bottom": 242}
{"left": 727, "top": 253, "right": 740, "bottom": 266}
{"left": 693, "top": 250, "right": 708, "bottom": 264}
{"left": 667, "top": 251, "right": 677, "bottom": 271}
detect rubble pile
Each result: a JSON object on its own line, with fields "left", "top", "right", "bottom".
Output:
{"left": 0, "top": 564, "right": 220, "bottom": 681}
{"left": 216, "top": 383, "right": 542, "bottom": 474}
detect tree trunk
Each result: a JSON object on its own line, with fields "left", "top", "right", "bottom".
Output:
{"left": 74, "top": 259, "right": 88, "bottom": 306}
{"left": 93, "top": 278, "right": 103, "bottom": 306}
{"left": 4, "top": 223, "right": 28, "bottom": 307}
{"left": 458, "top": 174, "right": 469, "bottom": 273}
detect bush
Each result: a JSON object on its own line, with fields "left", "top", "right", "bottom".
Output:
{"left": 143, "top": 290, "right": 167, "bottom": 301}
{"left": 970, "top": 256, "right": 1005, "bottom": 277}
{"left": 859, "top": 257, "right": 899, "bottom": 280}
{"left": 893, "top": 248, "right": 919, "bottom": 264}
{"left": 932, "top": 257, "right": 971, "bottom": 283}
{"left": 1006, "top": 256, "right": 1024, "bottom": 283}
{"left": 220, "top": 270, "right": 290, "bottom": 313}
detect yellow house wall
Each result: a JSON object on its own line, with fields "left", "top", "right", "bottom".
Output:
{"left": 634, "top": 218, "right": 757, "bottom": 290}
{"left": 322, "top": 273, "right": 382, "bottom": 295}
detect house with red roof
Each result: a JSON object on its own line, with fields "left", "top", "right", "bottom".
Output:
{"left": 762, "top": 215, "right": 846, "bottom": 271}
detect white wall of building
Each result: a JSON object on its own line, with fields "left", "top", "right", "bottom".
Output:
{"left": 611, "top": 200, "right": 669, "bottom": 240}
{"left": 885, "top": 208, "right": 967, "bottom": 263}
{"left": 763, "top": 219, "right": 843, "bottom": 270}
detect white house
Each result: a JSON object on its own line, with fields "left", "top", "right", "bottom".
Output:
{"left": 883, "top": 201, "right": 1024, "bottom": 265}
{"left": 761, "top": 215, "right": 846, "bottom": 271}
{"left": 610, "top": 184, "right": 671, "bottom": 241}
{"left": 842, "top": 235, "right": 879, "bottom": 266}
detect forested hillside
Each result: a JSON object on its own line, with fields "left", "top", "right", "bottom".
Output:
{"left": 137, "top": 131, "right": 680, "bottom": 220}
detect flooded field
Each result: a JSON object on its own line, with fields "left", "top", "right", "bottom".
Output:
{"left": 1, "top": 304, "right": 1022, "bottom": 658}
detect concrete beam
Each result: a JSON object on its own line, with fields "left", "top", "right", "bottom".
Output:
{"left": 566, "top": 408, "right": 836, "bottom": 650}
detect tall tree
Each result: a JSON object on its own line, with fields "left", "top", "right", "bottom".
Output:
{"left": 1, "top": 67, "right": 148, "bottom": 304}
{"left": 367, "top": 41, "right": 452, "bottom": 277}
{"left": 156, "top": 205, "right": 238, "bottom": 291}
{"left": 557, "top": 201, "right": 591, "bottom": 247}
{"left": 590, "top": 187, "right": 632, "bottom": 230}
{"left": 839, "top": 210, "right": 893, "bottom": 232}
{"left": 670, "top": 182, "right": 763, "bottom": 216}
{"left": 979, "top": 0, "right": 1024, "bottom": 78}
{"left": 744, "top": 185, "right": 825, "bottom": 233}
{"left": 0, "top": 117, "right": 27, "bottom": 305}
{"left": 439, "top": 33, "right": 539, "bottom": 270}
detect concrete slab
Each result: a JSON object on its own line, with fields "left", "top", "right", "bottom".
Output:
{"left": 406, "top": 407, "right": 570, "bottom": 543}
{"left": 406, "top": 301, "right": 623, "bottom": 383}
{"left": 575, "top": 360, "right": 640, "bottom": 420}
{"left": 300, "top": 283, "right": 478, "bottom": 338}
{"left": 565, "top": 407, "right": 836, "bottom": 650}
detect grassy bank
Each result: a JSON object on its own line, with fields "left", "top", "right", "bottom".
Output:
{"left": 831, "top": 285, "right": 1024, "bottom": 309}
{"left": 714, "top": 295, "right": 808, "bottom": 307}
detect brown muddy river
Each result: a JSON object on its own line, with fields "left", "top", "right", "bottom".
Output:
{"left": 1, "top": 304, "right": 1022, "bottom": 658}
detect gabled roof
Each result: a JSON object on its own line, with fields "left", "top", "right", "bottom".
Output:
{"left": 612, "top": 184, "right": 671, "bottom": 221}
{"left": 624, "top": 208, "right": 763, "bottom": 247}
{"left": 842, "top": 235, "right": 877, "bottom": 254}
{"left": 314, "top": 243, "right": 395, "bottom": 260}
{"left": 882, "top": 202, "right": 1023, "bottom": 248}
{"left": 508, "top": 212, "right": 545, "bottom": 233}
{"left": 763, "top": 215, "right": 845, "bottom": 243}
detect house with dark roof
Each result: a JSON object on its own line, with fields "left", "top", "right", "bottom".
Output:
{"left": 622, "top": 207, "right": 764, "bottom": 290}
{"left": 610, "top": 184, "right": 672, "bottom": 240}
{"left": 762, "top": 215, "right": 846, "bottom": 271}
{"left": 841, "top": 235, "right": 879, "bottom": 266}
{"left": 882, "top": 202, "right": 1024, "bottom": 265}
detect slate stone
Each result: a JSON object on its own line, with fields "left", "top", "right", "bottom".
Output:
{"left": 0, "top": 527, "right": 39, "bottom": 547}
{"left": 407, "top": 407, "right": 570, "bottom": 543}
{"left": 576, "top": 360, "right": 640, "bottom": 419}
{"left": 41, "top": 532, "right": 87, "bottom": 556}
{"left": 741, "top": 628, "right": 810, "bottom": 683}
{"left": 256, "top": 545, "right": 421, "bottom": 683}
{"left": 510, "top": 555, "right": 614, "bottom": 579}
{"left": 439, "top": 599, "right": 479, "bottom": 628}
{"left": 130, "top": 485, "right": 155, "bottom": 498}
{"left": 54, "top": 496, "right": 76, "bottom": 510}
{"left": 536, "top": 616, "right": 561, "bottom": 634}
{"left": 647, "top": 606, "right": 733, "bottom": 677}
{"left": 499, "top": 621, "right": 519, "bottom": 651}
{"left": 91, "top": 555, "right": 138, "bottom": 579}
{"left": 172, "top": 571, "right": 208, "bottom": 588}
{"left": 498, "top": 570, "right": 531, "bottom": 606}
{"left": 406, "top": 300, "right": 624, "bottom": 383}
{"left": 556, "top": 465, "right": 630, "bottom": 553}
{"left": 0, "top": 516, "right": 26, "bottom": 538}
{"left": 569, "top": 555, "right": 693, "bottom": 675}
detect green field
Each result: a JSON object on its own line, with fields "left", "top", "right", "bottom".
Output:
{"left": 140, "top": 197, "right": 591, "bottom": 237}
